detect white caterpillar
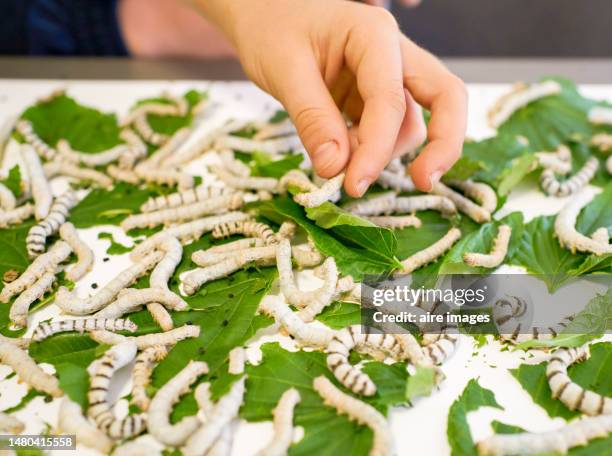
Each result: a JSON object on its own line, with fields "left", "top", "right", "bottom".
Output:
{"left": 21, "top": 144, "right": 52, "bottom": 220}
{"left": 43, "top": 159, "right": 113, "bottom": 187}
{"left": 0, "top": 412, "right": 24, "bottom": 434}
{"left": 540, "top": 157, "right": 599, "bottom": 197}
{"left": 193, "top": 383, "right": 235, "bottom": 456}
{"left": 148, "top": 360, "right": 209, "bottom": 447}
{"left": 93, "top": 287, "right": 187, "bottom": 319}
{"left": 432, "top": 182, "right": 491, "bottom": 223}
{"left": 228, "top": 347, "right": 246, "bottom": 375}
{"left": 214, "top": 134, "right": 302, "bottom": 154}
{"left": 0, "top": 342, "right": 62, "bottom": 397}
{"left": 57, "top": 397, "right": 114, "bottom": 454}
{"left": 279, "top": 169, "right": 318, "bottom": 193}
{"left": 0, "top": 203, "right": 34, "bottom": 228}
{"left": 347, "top": 193, "right": 457, "bottom": 217}
{"left": 397, "top": 227, "right": 462, "bottom": 274}
{"left": 591, "top": 133, "right": 612, "bottom": 152}
{"left": 365, "top": 215, "right": 422, "bottom": 229}
{"left": 130, "top": 212, "right": 249, "bottom": 261}
{"left": 32, "top": 318, "right": 136, "bottom": 342}
{"left": 59, "top": 222, "right": 94, "bottom": 281}
{"left": 133, "top": 164, "right": 194, "bottom": 191}
{"left": 118, "top": 128, "right": 148, "bottom": 168}
{"left": 293, "top": 173, "right": 345, "bottom": 208}
{"left": 0, "top": 182, "right": 16, "bottom": 210}
{"left": 140, "top": 185, "right": 235, "bottom": 213}
{"left": 256, "top": 388, "right": 301, "bottom": 456}
{"left": 218, "top": 149, "right": 251, "bottom": 177}
{"left": 0, "top": 334, "right": 30, "bottom": 348}
{"left": 144, "top": 127, "right": 191, "bottom": 167}
{"left": 16, "top": 120, "right": 56, "bottom": 160}
{"left": 55, "top": 251, "right": 163, "bottom": 315}
{"left": 547, "top": 345, "right": 612, "bottom": 416}
{"left": 535, "top": 144, "right": 573, "bottom": 175}
{"left": 313, "top": 375, "right": 393, "bottom": 455}
{"left": 0, "top": 240, "right": 72, "bottom": 303}
{"left": 477, "top": 415, "right": 612, "bottom": 456}
{"left": 120, "top": 194, "right": 244, "bottom": 231}
{"left": 131, "top": 345, "right": 170, "bottom": 411}
{"left": 9, "top": 270, "right": 55, "bottom": 328}
{"left": 463, "top": 225, "right": 512, "bottom": 268}
{"left": 588, "top": 106, "right": 612, "bottom": 125}
{"left": 148, "top": 235, "right": 182, "bottom": 331}
{"left": 212, "top": 219, "right": 278, "bottom": 245}
{"left": 56, "top": 139, "right": 130, "bottom": 168}
{"left": 488, "top": 80, "right": 562, "bottom": 128}
{"left": 376, "top": 169, "right": 417, "bottom": 192}
{"left": 446, "top": 179, "right": 498, "bottom": 213}
{"left": 182, "top": 376, "right": 247, "bottom": 456}
{"left": 203, "top": 237, "right": 265, "bottom": 256}
{"left": 89, "top": 324, "right": 200, "bottom": 349}
{"left": 253, "top": 118, "right": 296, "bottom": 140}
{"left": 106, "top": 164, "right": 139, "bottom": 184}
{"left": 133, "top": 113, "right": 169, "bottom": 146}
{"left": 122, "top": 101, "right": 184, "bottom": 127}
{"left": 210, "top": 164, "right": 279, "bottom": 191}
{"left": 554, "top": 189, "right": 612, "bottom": 256}
{"left": 87, "top": 341, "right": 146, "bottom": 439}
{"left": 113, "top": 439, "right": 163, "bottom": 456}
{"left": 26, "top": 190, "right": 78, "bottom": 258}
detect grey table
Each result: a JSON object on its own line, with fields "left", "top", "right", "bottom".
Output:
{"left": 0, "top": 57, "right": 611, "bottom": 83}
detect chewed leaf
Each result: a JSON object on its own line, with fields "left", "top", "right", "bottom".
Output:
{"left": 405, "top": 366, "right": 437, "bottom": 402}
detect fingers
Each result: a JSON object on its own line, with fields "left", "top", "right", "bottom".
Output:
{"left": 400, "top": 37, "right": 468, "bottom": 191}
{"left": 392, "top": 88, "right": 427, "bottom": 158}
{"left": 343, "top": 9, "right": 406, "bottom": 197}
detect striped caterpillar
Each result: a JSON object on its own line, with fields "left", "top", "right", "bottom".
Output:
{"left": 193, "top": 383, "right": 235, "bottom": 456}
{"left": 253, "top": 118, "right": 296, "bottom": 140}
{"left": 591, "top": 133, "right": 612, "bottom": 152}
{"left": 210, "top": 164, "right": 279, "bottom": 191}
{"left": 89, "top": 324, "right": 200, "bottom": 349}
{"left": 212, "top": 219, "right": 278, "bottom": 245}
{"left": 258, "top": 295, "right": 334, "bottom": 348}
{"left": 540, "top": 157, "right": 599, "bottom": 197}
{"left": 488, "top": 80, "right": 562, "bottom": 128}
{"left": 55, "top": 251, "right": 163, "bottom": 315}
{"left": 148, "top": 235, "right": 183, "bottom": 331}
{"left": 143, "top": 127, "right": 191, "bottom": 167}
{"left": 43, "top": 160, "right": 113, "bottom": 187}
{"left": 0, "top": 412, "right": 24, "bottom": 434}
{"left": 279, "top": 169, "right": 318, "bottom": 193}
{"left": 547, "top": 345, "right": 612, "bottom": 415}
{"left": 32, "top": 318, "right": 137, "bottom": 342}
{"left": 59, "top": 222, "right": 94, "bottom": 281}
{"left": 21, "top": 144, "right": 52, "bottom": 220}
{"left": 374, "top": 321, "right": 433, "bottom": 369}
{"left": 326, "top": 325, "right": 404, "bottom": 396}
{"left": 376, "top": 169, "right": 417, "bottom": 192}
{"left": 56, "top": 397, "right": 114, "bottom": 454}
{"left": 347, "top": 193, "right": 457, "bottom": 217}
{"left": 56, "top": 139, "right": 130, "bottom": 168}
{"left": 0, "top": 342, "right": 62, "bottom": 397}
{"left": 313, "top": 375, "right": 393, "bottom": 455}
{"left": 87, "top": 341, "right": 147, "bottom": 439}
{"left": 133, "top": 164, "right": 195, "bottom": 190}
{"left": 9, "top": 270, "right": 55, "bottom": 328}
{"left": 130, "top": 212, "right": 249, "bottom": 261}
{"left": 182, "top": 376, "right": 247, "bottom": 456}
{"left": 463, "top": 225, "right": 512, "bottom": 268}
{"left": 218, "top": 149, "right": 251, "bottom": 177}
{"left": 140, "top": 185, "right": 235, "bottom": 213}
{"left": 16, "top": 120, "right": 56, "bottom": 160}
{"left": 445, "top": 179, "right": 498, "bottom": 213}
{"left": 535, "top": 144, "right": 572, "bottom": 175}
{"left": 432, "top": 182, "right": 491, "bottom": 223}
{"left": 0, "top": 182, "right": 16, "bottom": 210}
{"left": 148, "top": 360, "right": 209, "bottom": 447}
{"left": 365, "top": 215, "right": 422, "bottom": 229}
{"left": 255, "top": 388, "right": 301, "bottom": 456}
{"left": 93, "top": 287, "right": 187, "bottom": 319}
{"left": 397, "top": 227, "right": 462, "bottom": 274}
{"left": 293, "top": 173, "right": 345, "bottom": 208}
{"left": 554, "top": 189, "right": 612, "bottom": 256}
{"left": 588, "top": 106, "right": 612, "bottom": 125}
{"left": 477, "top": 415, "right": 612, "bottom": 456}
{"left": 0, "top": 203, "right": 34, "bottom": 228}
{"left": 213, "top": 134, "right": 302, "bottom": 154}
{"left": 131, "top": 345, "right": 170, "bottom": 411}
{"left": 118, "top": 128, "right": 148, "bottom": 168}
{"left": 26, "top": 190, "right": 78, "bottom": 258}
{"left": 106, "top": 164, "right": 139, "bottom": 184}
{"left": 120, "top": 193, "right": 244, "bottom": 231}
{"left": 0, "top": 240, "right": 71, "bottom": 303}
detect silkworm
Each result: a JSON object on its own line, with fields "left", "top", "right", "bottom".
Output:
{"left": 140, "top": 185, "right": 235, "bottom": 213}
{"left": 554, "top": 189, "right": 612, "bottom": 255}
{"left": 326, "top": 325, "right": 403, "bottom": 396}
{"left": 56, "top": 139, "right": 130, "bottom": 168}
{"left": 133, "top": 113, "right": 169, "bottom": 146}
{"left": 228, "top": 347, "right": 246, "bottom": 375}
{"left": 291, "top": 242, "right": 325, "bottom": 268}
{"left": 374, "top": 322, "right": 433, "bottom": 368}
{"left": 118, "top": 128, "right": 148, "bottom": 168}
{"left": 9, "top": 270, "right": 55, "bottom": 328}
{"left": 218, "top": 149, "right": 251, "bottom": 177}
{"left": 420, "top": 333, "right": 460, "bottom": 365}
{"left": 253, "top": 118, "right": 296, "bottom": 140}
{"left": 89, "top": 324, "right": 199, "bottom": 349}
{"left": 21, "top": 144, "right": 52, "bottom": 220}
{"left": 488, "top": 80, "right": 562, "bottom": 128}
{"left": 144, "top": 127, "right": 192, "bottom": 167}
{"left": 446, "top": 179, "right": 498, "bottom": 213}
{"left": 32, "top": 318, "right": 136, "bottom": 342}
{"left": 293, "top": 173, "right": 345, "bottom": 208}
{"left": 193, "top": 383, "right": 235, "bottom": 456}
{"left": 131, "top": 345, "right": 170, "bottom": 412}
{"left": 547, "top": 345, "right": 612, "bottom": 415}
{"left": 210, "top": 164, "right": 279, "bottom": 191}
{"left": 122, "top": 102, "right": 183, "bottom": 127}
{"left": 432, "top": 182, "right": 491, "bottom": 223}
{"left": 87, "top": 341, "right": 146, "bottom": 439}
{"left": 255, "top": 388, "right": 301, "bottom": 456}
{"left": 591, "top": 133, "right": 612, "bottom": 152}
{"left": 0, "top": 412, "right": 24, "bottom": 434}
{"left": 0, "top": 240, "right": 72, "bottom": 303}
{"left": 535, "top": 144, "right": 572, "bottom": 175}
{"left": 365, "top": 215, "right": 421, "bottom": 229}
{"left": 212, "top": 219, "right": 278, "bottom": 244}
{"left": 54, "top": 251, "right": 163, "bottom": 315}
{"left": 148, "top": 360, "right": 209, "bottom": 447}
{"left": 348, "top": 193, "right": 457, "bottom": 217}
{"left": 279, "top": 169, "right": 318, "bottom": 193}
{"left": 57, "top": 222, "right": 93, "bottom": 281}
{"left": 0, "top": 334, "right": 30, "bottom": 348}
{"left": 43, "top": 160, "right": 113, "bottom": 187}
{"left": 463, "top": 225, "right": 512, "bottom": 268}
{"left": 133, "top": 164, "right": 194, "bottom": 190}
{"left": 148, "top": 235, "right": 182, "bottom": 330}
{"left": 477, "top": 415, "right": 612, "bottom": 456}
{"left": 106, "top": 164, "right": 139, "bottom": 184}
{"left": 0, "top": 203, "right": 34, "bottom": 228}
{"left": 313, "top": 375, "right": 393, "bottom": 455}
{"left": 607, "top": 155, "right": 612, "bottom": 175}
{"left": 16, "top": 120, "right": 56, "bottom": 160}
{"left": 258, "top": 295, "right": 334, "bottom": 348}
{"left": 93, "top": 287, "right": 187, "bottom": 319}
{"left": 591, "top": 227, "right": 610, "bottom": 245}
{"left": 113, "top": 439, "right": 163, "bottom": 456}
{"left": 204, "top": 238, "right": 265, "bottom": 256}
{"left": 397, "top": 227, "right": 462, "bottom": 274}
{"left": 0, "top": 182, "right": 16, "bottom": 210}
{"left": 277, "top": 221, "right": 297, "bottom": 240}
{"left": 182, "top": 376, "right": 246, "bottom": 456}
{"left": 213, "top": 134, "right": 302, "bottom": 154}
{"left": 131, "top": 212, "right": 249, "bottom": 261}
{"left": 588, "top": 106, "right": 612, "bottom": 125}
{"left": 26, "top": 190, "right": 78, "bottom": 258}
{"left": 120, "top": 194, "right": 243, "bottom": 231}
{"left": 540, "top": 157, "right": 599, "bottom": 197}
{"left": 0, "top": 342, "right": 62, "bottom": 397}
{"left": 57, "top": 397, "right": 114, "bottom": 454}
{"left": 376, "top": 169, "right": 416, "bottom": 192}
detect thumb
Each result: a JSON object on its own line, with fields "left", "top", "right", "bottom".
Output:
{"left": 277, "top": 59, "right": 350, "bottom": 178}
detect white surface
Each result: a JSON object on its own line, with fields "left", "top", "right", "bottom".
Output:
{"left": 0, "top": 79, "right": 610, "bottom": 456}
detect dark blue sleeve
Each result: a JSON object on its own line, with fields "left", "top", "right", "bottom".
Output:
{"left": 0, "top": 0, "right": 33, "bottom": 54}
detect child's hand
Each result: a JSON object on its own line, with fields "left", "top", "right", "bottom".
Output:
{"left": 193, "top": 0, "right": 467, "bottom": 196}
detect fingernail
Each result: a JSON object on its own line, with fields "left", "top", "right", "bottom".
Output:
{"left": 355, "top": 178, "right": 372, "bottom": 197}
{"left": 429, "top": 170, "right": 443, "bottom": 190}
{"left": 314, "top": 141, "right": 339, "bottom": 173}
